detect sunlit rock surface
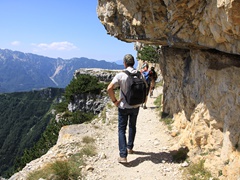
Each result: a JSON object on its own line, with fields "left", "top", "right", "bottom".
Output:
{"left": 98, "top": 0, "right": 240, "bottom": 55}
{"left": 98, "top": 1, "right": 240, "bottom": 179}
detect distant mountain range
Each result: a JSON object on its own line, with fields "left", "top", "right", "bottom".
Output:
{"left": 0, "top": 49, "right": 124, "bottom": 93}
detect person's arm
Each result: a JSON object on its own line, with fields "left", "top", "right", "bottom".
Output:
{"left": 107, "top": 82, "right": 121, "bottom": 107}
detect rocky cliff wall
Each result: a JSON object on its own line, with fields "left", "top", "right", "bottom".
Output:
{"left": 68, "top": 69, "right": 118, "bottom": 114}
{"left": 98, "top": 0, "right": 240, "bottom": 55}
{"left": 159, "top": 47, "right": 240, "bottom": 179}
{"left": 74, "top": 68, "right": 118, "bottom": 82}
{"left": 98, "top": 0, "right": 240, "bottom": 179}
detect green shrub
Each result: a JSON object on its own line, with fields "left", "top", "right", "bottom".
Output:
{"left": 54, "top": 100, "right": 68, "bottom": 113}
{"left": 65, "top": 74, "right": 105, "bottom": 102}
{"left": 51, "top": 160, "right": 71, "bottom": 179}
{"left": 27, "top": 164, "right": 53, "bottom": 180}
{"left": 27, "top": 159, "right": 82, "bottom": 180}
{"left": 183, "top": 160, "right": 218, "bottom": 180}
{"left": 154, "top": 94, "right": 174, "bottom": 129}
{"left": 137, "top": 45, "right": 160, "bottom": 63}
{"left": 154, "top": 94, "right": 162, "bottom": 112}
{"left": 79, "top": 145, "right": 97, "bottom": 157}
{"left": 27, "top": 139, "right": 97, "bottom": 180}
{"left": 55, "top": 74, "right": 106, "bottom": 114}
{"left": 82, "top": 136, "right": 95, "bottom": 144}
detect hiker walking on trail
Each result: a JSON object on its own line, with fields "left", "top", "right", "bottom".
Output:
{"left": 149, "top": 66, "right": 158, "bottom": 97}
{"left": 107, "top": 54, "right": 147, "bottom": 164}
{"left": 141, "top": 62, "right": 151, "bottom": 109}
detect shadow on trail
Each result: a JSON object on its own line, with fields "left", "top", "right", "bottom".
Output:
{"left": 149, "top": 106, "right": 159, "bottom": 110}
{"left": 128, "top": 151, "right": 173, "bottom": 167}
{"left": 121, "top": 147, "right": 189, "bottom": 167}
{"left": 141, "top": 106, "right": 159, "bottom": 110}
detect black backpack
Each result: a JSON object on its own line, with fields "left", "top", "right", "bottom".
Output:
{"left": 122, "top": 71, "right": 147, "bottom": 106}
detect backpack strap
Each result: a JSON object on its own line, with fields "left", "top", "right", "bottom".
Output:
{"left": 125, "top": 70, "right": 148, "bottom": 87}
{"left": 121, "top": 71, "right": 129, "bottom": 101}
{"left": 123, "top": 70, "right": 141, "bottom": 77}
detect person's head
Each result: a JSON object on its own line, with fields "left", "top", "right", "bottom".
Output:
{"left": 142, "top": 62, "right": 149, "bottom": 70}
{"left": 151, "top": 67, "right": 155, "bottom": 71}
{"left": 123, "top": 54, "right": 135, "bottom": 67}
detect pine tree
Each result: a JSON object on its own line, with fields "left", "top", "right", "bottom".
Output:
{"left": 137, "top": 45, "right": 160, "bottom": 63}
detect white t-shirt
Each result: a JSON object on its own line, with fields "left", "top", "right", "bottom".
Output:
{"left": 111, "top": 67, "right": 142, "bottom": 109}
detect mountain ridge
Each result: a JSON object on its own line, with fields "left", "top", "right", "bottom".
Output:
{"left": 0, "top": 49, "right": 124, "bottom": 93}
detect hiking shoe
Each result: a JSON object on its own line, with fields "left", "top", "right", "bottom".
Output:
{"left": 118, "top": 157, "right": 128, "bottom": 164}
{"left": 127, "top": 149, "right": 134, "bottom": 154}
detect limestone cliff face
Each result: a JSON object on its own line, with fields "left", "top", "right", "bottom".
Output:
{"left": 159, "top": 47, "right": 240, "bottom": 178}
{"left": 68, "top": 69, "right": 118, "bottom": 114}
{"left": 98, "top": 0, "right": 240, "bottom": 55}
{"left": 98, "top": 1, "right": 240, "bottom": 179}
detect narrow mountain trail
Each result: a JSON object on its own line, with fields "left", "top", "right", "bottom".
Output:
{"left": 84, "top": 86, "right": 184, "bottom": 180}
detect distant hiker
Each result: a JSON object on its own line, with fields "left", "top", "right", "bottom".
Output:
{"left": 107, "top": 54, "right": 147, "bottom": 164}
{"left": 149, "top": 67, "right": 158, "bottom": 97}
{"left": 141, "top": 62, "right": 151, "bottom": 109}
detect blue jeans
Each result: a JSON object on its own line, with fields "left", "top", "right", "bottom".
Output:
{"left": 118, "top": 107, "right": 140, "bottom": 158}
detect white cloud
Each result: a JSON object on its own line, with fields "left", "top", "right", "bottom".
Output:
{"left": 11, "top": 41, "right": 20, "bottom": 46}
{"left": 32, "top": 41, "right": 77, "bottom": 51}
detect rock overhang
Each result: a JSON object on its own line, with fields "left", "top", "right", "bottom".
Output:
{"left": 97, "top": 0, "right": 240, "bottom": 55}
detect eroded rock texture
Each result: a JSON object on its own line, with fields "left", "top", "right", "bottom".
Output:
{"left": 159, "top": 47, "right": 240, "bottom": 179}
{"left": 98, "top": 0, "right": 240, "bottom": 55}
{"left": 98, "top": 0, "right": 240, "bottom": 179}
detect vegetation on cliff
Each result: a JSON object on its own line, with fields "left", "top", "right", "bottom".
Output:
{"left": 0, "top": 88, "right": 64, "bottom": 177}
{"left": 64, "top": 74, "right": 106, "bottom": 103}
{"left": 0, "top": 74, "right": 106, "bottom": 178}
{"left": 137, "top": 45, "right": 160, "bottom": 63}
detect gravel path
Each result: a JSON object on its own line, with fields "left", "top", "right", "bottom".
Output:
{"left": 84, "top": 86, "right": 184, "bottom": 180}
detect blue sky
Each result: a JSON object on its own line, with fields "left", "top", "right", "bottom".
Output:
{"left": 0, "top": 1, "right": 137, "bottom": 62}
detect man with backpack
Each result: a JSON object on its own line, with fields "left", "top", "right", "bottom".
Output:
{"left": 107, "top": 54, "right": 148, "bottom": 164}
